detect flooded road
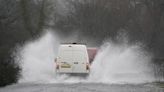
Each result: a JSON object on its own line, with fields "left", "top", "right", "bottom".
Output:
{"left": 4, "top": 32, "right": 163, "bottom": 92}
{"left": 0, "top": 83, "right": 163, "bottom": 92}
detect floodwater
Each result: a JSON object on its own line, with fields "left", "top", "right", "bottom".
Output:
{"left": 0, "top": 83, "right": 163, "bottom": 92}
{"left": 2, "top": 31, "right": 163, "bottom": 92}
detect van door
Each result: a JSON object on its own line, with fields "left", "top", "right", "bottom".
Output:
{"left": 72, "top": 50, "right": 87, "bottom": 73}
{"left": 59, "top": 50, "right": 73, "bottom": 73}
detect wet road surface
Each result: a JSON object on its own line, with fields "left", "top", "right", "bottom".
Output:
{"left": 0, "top": 83, "right": 164, "bottom": 92}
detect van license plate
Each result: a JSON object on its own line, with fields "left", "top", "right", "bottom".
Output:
{"left": 61, "top": 64, "right": 71, "bottom": 68}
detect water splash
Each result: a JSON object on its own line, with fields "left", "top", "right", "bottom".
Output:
{"left": 88, "top": 42, "right": 155, "bottom": 84}
{"left": 18, "top": 31, "right": 59, "bottom": 83}
{"left": 17, "top": 31, "right": 155, "bottom": 84}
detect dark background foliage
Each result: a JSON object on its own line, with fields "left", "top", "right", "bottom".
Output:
{"left": 0, "top": 0, "right": 164, "bottom": 86}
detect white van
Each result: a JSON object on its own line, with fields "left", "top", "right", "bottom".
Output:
{"left": 55, "top": 44, "right": 90, "bottom": 74}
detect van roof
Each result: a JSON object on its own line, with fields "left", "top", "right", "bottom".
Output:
{"left": 59, "top": 44, "right": 87, "bottom": 51}
{"left": 60, "top": 44, "right": 85, "bottom": 46}
{"left": 61, "top": 42, "right": 86, "bottom": 45}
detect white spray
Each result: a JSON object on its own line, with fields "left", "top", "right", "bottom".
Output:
{"left": 18, "top": 31, "right": 59, "bottom": 83}
{"left": 88, "top": 42, "right": 155, "bottom": 84}
{"left": 17, "top": 31, "right": 155, "bottom": 84}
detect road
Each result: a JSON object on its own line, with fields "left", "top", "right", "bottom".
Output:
{"left": 0, "top": 83, "right": 163, "bottom": 92}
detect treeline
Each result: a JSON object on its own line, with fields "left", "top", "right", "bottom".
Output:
{"left": 55, "top": 0, "right": 164, "bottom": 57}
{"left": 0, "top": 0, "right": 49, "bottom": 86}
{"left": 0, "top": 0, "right": 164, "bottom": 86}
